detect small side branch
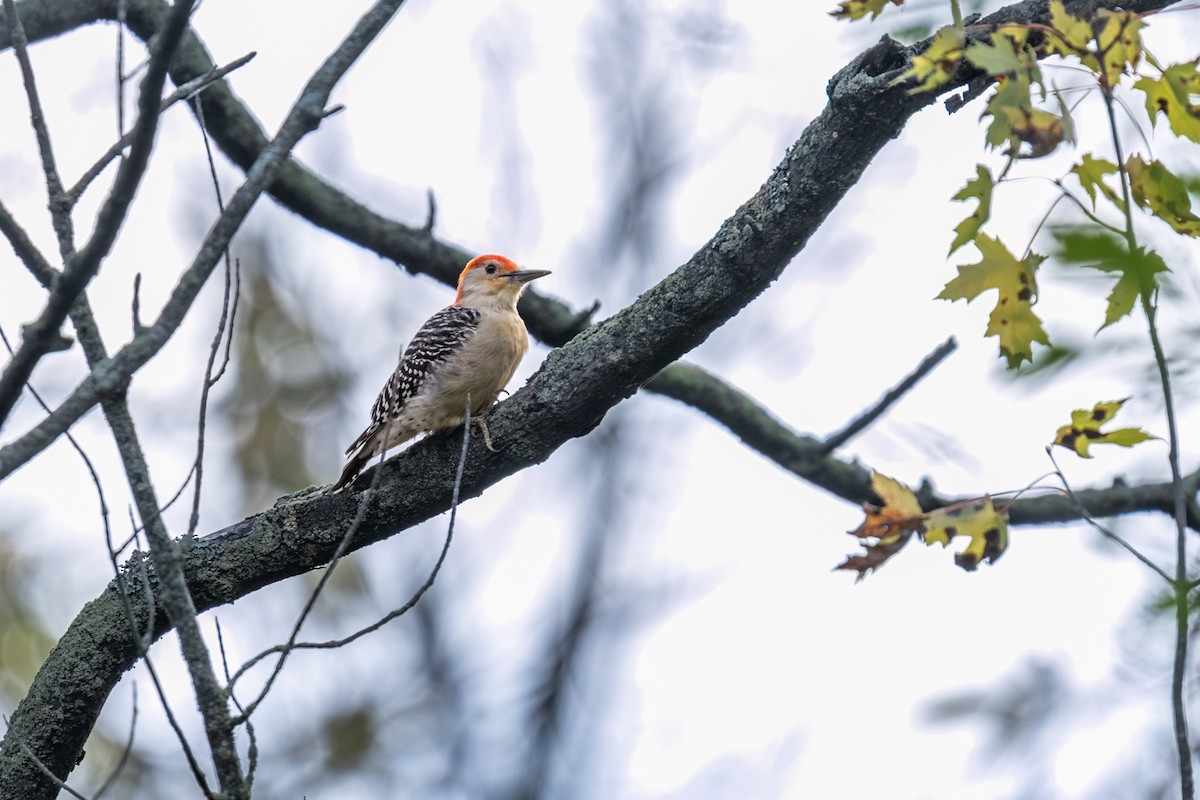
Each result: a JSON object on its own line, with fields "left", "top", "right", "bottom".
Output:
{"left": 68, "top": 52, "right": 257, "bottom": 204}
{"left": 821, "top": 336, "right": 957, "bottom": 455}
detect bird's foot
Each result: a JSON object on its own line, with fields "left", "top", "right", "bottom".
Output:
{"left": 472, "top": 416, "right": 499, "bottom": 452}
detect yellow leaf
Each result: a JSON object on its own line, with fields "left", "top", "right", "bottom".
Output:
{"left": 1094, "top": 10, "right": 1144, "bottom": 84}
{"left": 837, "top": 472, "right": 924, "bottom": 580}
{"left": 1135, "top": 62, "right": 1200, "bottom": 143}
{"left": 892, "top": 26, "right": 967, "bottom": 95}
{"left": 830, "top": 0, "right": 902, "bottom": 21}
{"left": 922, "top": 497, "right": 1009, "bottom": 572}
{"left": 1046, "top": 0, "right": 1092, "bottom": 56}
{"left": 965, "top": 29, "right": 1038, "bottom": 78}
{"left": 839, "top": 479, "right": 1012, "bottom": 579}
{"left": 937, "top": 234, "right": 1050, "bottom": 368}
{"left": 1052, "top": 399, "right": 1156, "bottom": 458}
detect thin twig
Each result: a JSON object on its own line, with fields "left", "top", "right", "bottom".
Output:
{"left": 210, "top": 259, "right": 241, "bottom": 385}
{"left": 0, "top": 0, "right": 198, "bottom": 430}
{"left": 93, "top": 685, "right": 137, "bottom": 800}
{"left": 229, "top": 432, "right": 392, "bottom": 719}
{"left": 2, "top": 0, "right": 74, "bottom": 258}
{"left": 229, "top": 399, "right": 470, "bottom": 722}
{"left": 1045, "top": 447, "right": 1171, "bottom": 582}
{"left": 1, "top": 716, "right": 89, "bottom": 800}
{"left": 187, "top": 95, "right": 239, "bottom": 539}
{"left": 821, "top": 336, "right": 958, "bottom": 455}
{"left": 141, "top": 654, "right": 214, "bottom": 798}
{"left": 115, "top": 0, "right": 126, "bottom": 138}
{"left": 0, "top": 0, "right": 413, "bottom": 482}
{"left": 216, "top": 620, "right": 257, "bottom": 794}
{"left": 69, "top": 52, "right": 257, "bottom": 204}
{"left": 1100, "top": 75, "right": 1194, "bottom": 798}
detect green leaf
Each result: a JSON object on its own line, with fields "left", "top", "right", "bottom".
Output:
{"left": 949, "top": 165, "right": 994, "bottom": 255}
{"left": 965, "top": 32, "right": 1029, "bottom": 77}
{"left": 1126, "top": 155, "right": 1200, "bottom": 236}
{"left": 1052, "top": 229, "right": 1168, "bottom": 328}
{"left": 982, "top": 75, "right": 1034, "bottom": 149}
{"left": 1135, "top": 61, "right": 1200, "bottom": 143}
{"left": 938, "top": 234, "right": 1050, "bottom": 367}
{"left": 1070, "top": 154, "right": 1120, "bottom": 210}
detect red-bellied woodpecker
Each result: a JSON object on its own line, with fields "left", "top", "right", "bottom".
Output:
{"left": 333, "top": 254, "right": 550, "bottom": 490}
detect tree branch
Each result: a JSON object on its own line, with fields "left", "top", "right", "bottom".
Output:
{"left": 0, "top": 0, "right": 408, "bottom": 482}
{"left": 0, "top": 0, "right": 414, "bottom": 796}
{"left": 0, "top": 0, "right": 194, "bottom": 429}
{"left": 820, "top": 336, "right": 957, "bottom": 454}
{"left": 0, "top": 1, "right": 1184, "bottom": 797}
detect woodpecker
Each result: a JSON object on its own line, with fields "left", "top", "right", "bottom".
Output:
{"left": 333, "top": 254, "right": 550, "bottom": 490}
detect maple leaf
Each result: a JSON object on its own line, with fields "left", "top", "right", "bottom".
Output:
{"left": 830, "top": 0, "right": 902, "bottom": 21}
{"left": 1053, "top": 399, "right": 1155, "bottom": 458}
{"left": 1053, "top": 227, "right": 1169, "bottom": 328}
{"left": 1003, "top": 106, "right": 1068, "bottom": 158}
{"left": 1070, "top": 154, "right": 1121, "bottom": 210}
{"left": 1125, "top": 155, "right": 1200, "bottom": 236}
{"left": 839, "top": 473, "right": 1011, "bottom": 578}
{"left": 938, "top": 234, "right": 1050, "bottom": 368}
{"left": 923, "top": 497, "right": 1009, "bottom": 571}
{"left": 948, "top": 165, "right": 994, "bottom": 255}
{"left": 893, "top": 26, "right": 967, "bottom": 94}
{"left": 1045, "top": 2, "right": 1145, "bottom": 85}
{"left": 979, "top": 74, "right": 1068, "bottom": 158}
{"left": 1093, "top": 9, "right": 1145, "bottom": 85}
{"left": 837, "top": 472, "right": 924, "bottom": 581}
{"left": 1045, "top": 0, "right": 1092, "bottom": 57}
{"left": 965, "top": 27, "right": 1039, "bottom": 79}
{"left": 1135, "top": 61, "right": 1200, "bottom": 143}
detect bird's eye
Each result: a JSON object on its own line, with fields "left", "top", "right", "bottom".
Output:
{"left": 485, "top": 264, "right": 497, "bottom": 274}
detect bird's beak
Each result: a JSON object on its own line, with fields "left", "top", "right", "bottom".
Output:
{"left": 504, "top": 268, "right": 551, "bottom": 284}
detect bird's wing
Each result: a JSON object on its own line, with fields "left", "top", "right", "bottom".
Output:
{"left": 344, "top": 306, "right": 482, "bottom": 455}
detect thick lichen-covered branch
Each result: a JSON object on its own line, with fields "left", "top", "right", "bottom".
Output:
{"left": 0, "top": 1, "right": 1183, "bottom": 797}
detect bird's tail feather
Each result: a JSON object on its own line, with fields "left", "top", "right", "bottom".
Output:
{"left": 332, "top": 449, "right": 370, "bottom": 492}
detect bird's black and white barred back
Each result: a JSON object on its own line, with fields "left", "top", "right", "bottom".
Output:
{"left": 367, "top": 306, "right": 482, "bottom": 426}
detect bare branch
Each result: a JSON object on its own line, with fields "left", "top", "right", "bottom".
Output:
{"left": 68, "top": 52, "right": 257, "bottom": 204}
{"left": 92, "top": 686, "right": 137, "bottom": 800}
{"left": 230, "top": 398, "right": 470, "bottom": 723}
{"left": 0, "top": 0, "right": 196, "bottom": 429}
{"left": 0, "top": 0, "right": 410, "bottom": 482}
{"left": 1045, "top": 447, "right": 1172, "bottom": 582}
{"left": 1, "top": 0, "right": 73, "bottom": 253}
{"left": 821, "top": 336, "right": 958, "bottom": 455}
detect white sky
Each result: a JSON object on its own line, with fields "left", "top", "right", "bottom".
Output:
{"left": 2, "top": 0, "right": 1200, "bottom": 797}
